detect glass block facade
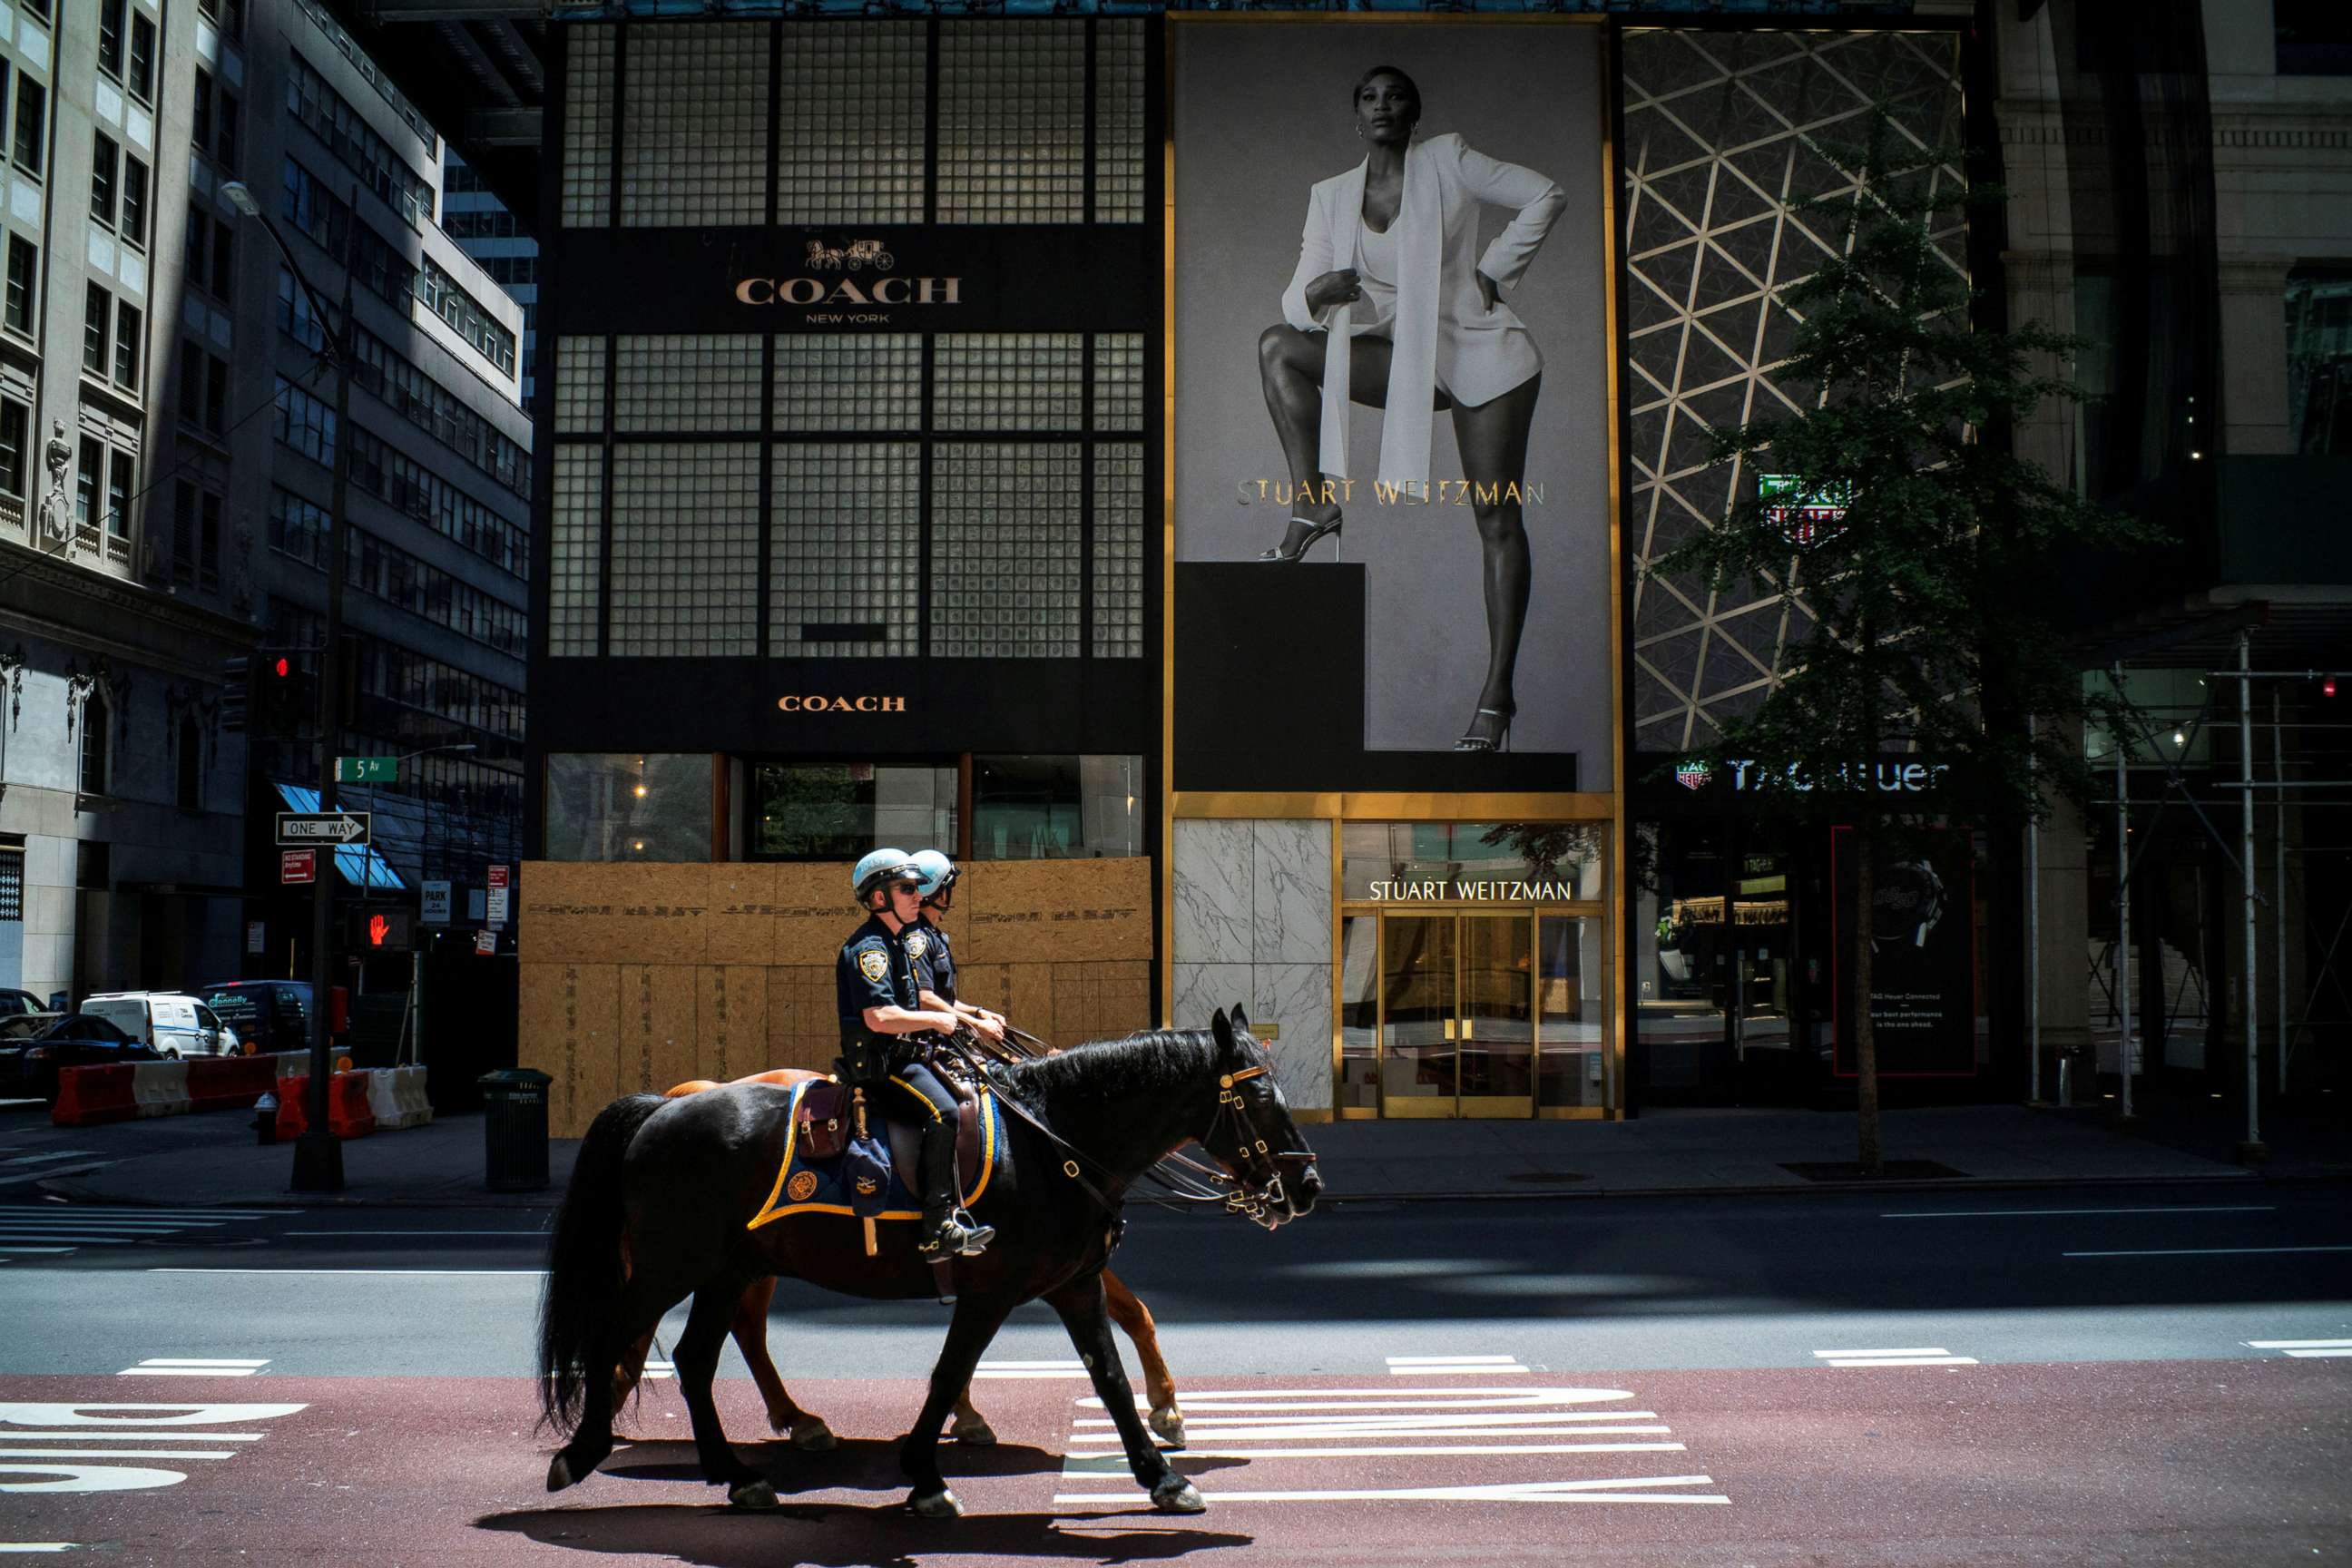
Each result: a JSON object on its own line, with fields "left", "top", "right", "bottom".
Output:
{"left": 1621, "top": 28, "right": 1965, "bottom": 750}
{"left": 562, "top": 18, "right": 1146, "bottom": 230}
{"left": 551, "top": 332, "right": 1146, "bottom": 661}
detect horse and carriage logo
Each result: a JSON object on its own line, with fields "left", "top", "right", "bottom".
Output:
{"left": 805, "top": 239, "right": 896, "bottom": 272}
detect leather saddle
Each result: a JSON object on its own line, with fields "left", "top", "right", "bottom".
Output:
{"left": 794, "top": 1075, "right": 986, "bottom": 1203}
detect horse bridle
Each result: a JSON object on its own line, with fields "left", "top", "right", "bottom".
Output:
{"left": 1192, "top": 1063, "right": 1314, "bottom": 1230}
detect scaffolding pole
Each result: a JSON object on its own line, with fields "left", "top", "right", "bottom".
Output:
{"left": 2275, "top": 689, "right": 2288, "bottom": 1096}
{"left": 2238, "top": 632, "right": 2265, "bottom": 1161}
{"left": 2027, "top": 711, "right": 2042, "bottom": 1105}
{"left": 2115, "top": 662, "right": 2135, "bottom": 1122}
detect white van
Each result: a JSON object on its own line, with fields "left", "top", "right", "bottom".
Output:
{"left": 83, "top": 993, "right": 239, "bottom": 1058}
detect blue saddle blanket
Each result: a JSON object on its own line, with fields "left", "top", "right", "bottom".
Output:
{"left": 748, "top": 1076, "right": 1004, "bottom": 1231}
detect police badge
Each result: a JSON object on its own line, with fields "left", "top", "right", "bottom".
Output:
{"left": 858, "top": 947, "right": 888, "bottom": 983}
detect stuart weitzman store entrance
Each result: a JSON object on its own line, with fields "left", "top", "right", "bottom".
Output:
{"left": 1338, "top": 821, "right": 1611, "bottom": 1120}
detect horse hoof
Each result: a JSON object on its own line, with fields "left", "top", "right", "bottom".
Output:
{"left": 950, "top": 1416, "right": 997, "bottom": 1447}
{"left": 545, "top": 1454, "right": 577, "bottom": 1493}
{"left": 1152, "top": 1475, "right": 1206, "bottom": 1514}
{"left": 1149, "top": 1406, "right": 1188, "bottom": 1449}
{"left": 728, "top": 1478, "right": 780, "bottom": 1510}
{"left": 909, "top": 1487, "right": 964, "bottom": 1519}
{"left": 787, "top": 1417, "right": 838, "bottom": 1452}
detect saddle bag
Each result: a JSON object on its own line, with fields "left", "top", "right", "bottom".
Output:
{"left": 795, "top": 1082, "right": 849, "bottom": 1161}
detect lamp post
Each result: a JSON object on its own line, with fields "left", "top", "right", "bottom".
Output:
{"left": 223, "top": 177, "right": 356, "bottom": 1193}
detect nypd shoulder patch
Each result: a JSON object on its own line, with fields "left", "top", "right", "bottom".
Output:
{"left": 905, "top": 929, "right": 929, "bottom": 960}
{"left": 857, "top": 946, "right": 889, "bottom": 984}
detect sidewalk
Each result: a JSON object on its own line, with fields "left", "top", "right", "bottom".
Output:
{"left": 41, "top": 1097, "right": 2338, "bottom": 1210}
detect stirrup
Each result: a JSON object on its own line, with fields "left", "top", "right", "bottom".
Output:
{"left": 919, "top": 1210, "right": 995, "bottom": 1259}
{"left": 1258, "top": 514, "right": 1342, "bottom": 564}
{"left": 1453, "top": 706, "right": 1514, "bottom": 753}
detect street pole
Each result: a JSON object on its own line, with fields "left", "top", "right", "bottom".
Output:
{"left": 292, "top": 188, "right": 361, "bottom": 1193}
{"left": 2238, "top": 632, "right": 2264, "bottom": 1161}
{"left": 2026, "top": 711, "right": 2041, "bottom": 1105}
{"left": 2113, "top": 663, "right": 2134, "bottom": 1125}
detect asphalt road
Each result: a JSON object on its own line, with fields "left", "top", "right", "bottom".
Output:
{"left": 0, "top": 1144, "right": 2347, "bottom": 1563}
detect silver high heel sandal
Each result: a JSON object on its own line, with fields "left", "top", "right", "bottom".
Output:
{"left": 1258, "top": 514, "right": 1343, "bottom": 564}
{"left": 1453, "top": 705, "right": 1514, "bottom": 753}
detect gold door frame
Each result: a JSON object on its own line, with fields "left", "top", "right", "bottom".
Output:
{"left": 1343, "top": 901, "right": 1612, "bottom": 1122}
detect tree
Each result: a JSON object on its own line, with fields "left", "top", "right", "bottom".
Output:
{"left": 1650, "top": 118, "right": 2161, "bottom": 1174}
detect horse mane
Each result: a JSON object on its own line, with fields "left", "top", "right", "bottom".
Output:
{"left": 996, "top": 1026, "right": 1259, "bottom": 1108}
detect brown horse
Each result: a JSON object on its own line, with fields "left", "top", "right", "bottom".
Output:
{"left": 612, "top": 1066, "right": 1187, "bottom": 1451}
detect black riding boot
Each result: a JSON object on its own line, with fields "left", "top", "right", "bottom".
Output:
{"left": 916, "top": 1119, "right": 993, "bottom": 1258}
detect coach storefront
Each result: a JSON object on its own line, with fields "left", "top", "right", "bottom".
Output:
{"left": 520, "top": 18, "right": 1163, "bottom": 1136}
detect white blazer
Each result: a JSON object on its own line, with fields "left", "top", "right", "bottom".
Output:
{"left": 1281, "top": 132, "right": 1566, "bottom": 491}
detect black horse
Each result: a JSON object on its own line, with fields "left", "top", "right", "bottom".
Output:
{"left": 537, "top": 1007, "right": 1321, "bottom": 1517}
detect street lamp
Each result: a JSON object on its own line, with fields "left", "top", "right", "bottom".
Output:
{"left": 222, "top": 177, "right": 358, "bottom": 1194}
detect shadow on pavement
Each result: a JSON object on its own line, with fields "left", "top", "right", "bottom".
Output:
{"left": 475, "top": 1504, "right": 1254, "bottom": 1567}
{"left": 603, "top": 1435, "right": 1079, "bottom": 1488}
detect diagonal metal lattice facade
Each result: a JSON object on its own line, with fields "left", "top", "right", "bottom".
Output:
{"left": 1621, "top": 28, "right": 1966, "bottom": 750}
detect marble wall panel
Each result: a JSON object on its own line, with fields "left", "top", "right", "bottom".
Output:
{"left": 1252, "top": 819, "right": 1331, "bottom": 965}
{"left": 1172, "top": 961, "right": 1253, "bottom": 1032}
{"left": 1254, "top": 960, "right": 1333, "bottom": 1112}
{"left": 1172, "top": 819, "right": 1252, "bottom": 965}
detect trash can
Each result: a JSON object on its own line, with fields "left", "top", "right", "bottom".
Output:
{"left": 479, "top": 1068, "right": 552, "bottom": 1192}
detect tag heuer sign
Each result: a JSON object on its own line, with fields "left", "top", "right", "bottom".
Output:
{"left": 1675, "top": 760, "right": 1713, "bottom": 791}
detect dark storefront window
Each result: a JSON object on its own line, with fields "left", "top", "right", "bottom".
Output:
{"left": 544, "top": 753, "right": 712, "bottom": 862}
{"left": 2287, "top": 268, "right": 2352, "bottom": 455}
{"left": 750, "top": 764, "right": 956, "bottom": 862}
{"left": 971, "top": 755, "right": 1142, "bottom": 859}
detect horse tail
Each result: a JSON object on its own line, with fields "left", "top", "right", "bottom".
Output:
{"left": 538, "top": 1092, "right": 664, "bottom": 1433}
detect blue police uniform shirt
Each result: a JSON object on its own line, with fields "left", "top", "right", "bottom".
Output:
{"left": 906, "top": 918, "right": 956, "bottom": 1006}
{"left": 836, "top": 914, "right": 917, "bottom": 1040}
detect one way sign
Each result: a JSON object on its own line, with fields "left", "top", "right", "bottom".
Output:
{"left": 277, "top": 811, "right": 372, "bottom": 847}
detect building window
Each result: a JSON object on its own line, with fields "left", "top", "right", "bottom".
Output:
{"left": 748, "top": 764, "right": 957, "bottom": 862}
{"left": 193, "top": 70, "right": 238, "bottom": 166}
{"left": 2287, "top": 268, "right": 2352, "bottom": 453}
{"left": 200, "top": 490, "right": 221, "bottom": 589}
{"left": 119, "top": 154, "right": 146, "bottom": 248}
{"left": 75, "top": 436, "right": 101, "bottom": 525}
{"left": 414, "top": 257, "right": 516, "bottom": 376}
{"left": 274, "top": 377, "right": 337, "bottom": 467}
{"left": 128, "top": 14, "right": 155, "bottom": 102}
{"left": 113, "top": 300, "right": 141, "bottom": 389}
{"left": 208, "top": 217, "right": 234, "bottom": 299}
{"left": 2, "top": 237, "right": 31, "bottom": 335}
{"left": 98, "top": 0, "right": 126, "bottom": 80}
{"left": 79, "top": 695, "right": 110, "bottom": 798}
{"left": 0, "top": 848, "right": 21, "bottom": 921}
{"left": 106, "top": 452, "right": 132, "bottom": 542}
{"left": 83, "top": 283, "right": 112, "bottom": 377}
{"left": 172, "top": 481, "right": 194, "bottom": 583}
{"left": 971, "top": 755, "right": 1144, "bottom": 860}
{"left": 91, "top": 133, "right": 118, "bottom": 228}
{"left": 544, "top": 753, "right": 713, "bottom": 862}
{"left": 177, "top": 713, "right": 201, "bottom": 808}
{"left": 11, "top": 77, "right": 43, "bottom": 176}
{"left": 0, "top": 397, "right": 24, "bottom": 498}
{"left": 204, "top": 354, "right": 228, "bottom": 434}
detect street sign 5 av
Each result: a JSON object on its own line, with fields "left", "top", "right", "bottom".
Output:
{"left": 337, "top": 756, "right": 399, "bottom": 784}
{"left": 277, "top": 811, "right": 371, "bottom": 846}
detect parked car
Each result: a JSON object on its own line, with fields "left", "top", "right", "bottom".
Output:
{"left": 0, "top": 989, "right": 54, "bottom": 1019}
{"left": 196, "top": 981, "right": 321, "bottom": 1057}
{"left": 82, "top": 993, "right": 240, "bottom": 1059}
{"left": 0, "top": 1014, "right": 165, "bottom": 1102}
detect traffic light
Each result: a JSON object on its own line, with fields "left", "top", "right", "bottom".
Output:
{"left": 261, "top": 652, "right": 310, "bottom": 736}
{"left": 350, "top": 907, "right": 413, "bottom": 951}
{"left": 220, "top": 655, "right": 250, "bottom": 732}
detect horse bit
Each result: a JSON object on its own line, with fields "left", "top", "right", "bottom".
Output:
{"left": 1182, "top": 1063, "right": 1314, "bottom": 1230}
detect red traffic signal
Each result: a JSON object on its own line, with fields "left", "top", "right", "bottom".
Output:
{"left": 272, "top": 656, "right": 290, "bottom": 679}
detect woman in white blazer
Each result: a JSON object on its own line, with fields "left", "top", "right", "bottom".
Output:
{"left": 1257, "top": 66, "right": 1564, "bottom": 753}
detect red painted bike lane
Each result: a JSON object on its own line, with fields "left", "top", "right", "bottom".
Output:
{"left": 1, "top": 1362, "right": 2344, "bottom": 1564}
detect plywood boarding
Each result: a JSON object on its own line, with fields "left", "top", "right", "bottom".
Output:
{"left": 521, "top": 861, "right": 711, "bottom": 965}
{"left": 612, "top": 965, "right": 700, "bottom": 1097}
{"left": 960, "top": 858, "right": 1152, "bottom": 965}
{"left": 765, "top": 965, "right": 836, "bottom": 1074}
{"left": 696, "top": 965, "right": 767, "bottom": 1086}
{"left": 772, "top": 862, "right": 857, "bottom": 965}
{"left": 707, "top": 862, "right": 779, "bottom": 965}
{"left": 520, "top": 963, "right": 621, "bottom": 1140}
{"left": 1054, "top": 961, "right": 1153, "bottom": 1046}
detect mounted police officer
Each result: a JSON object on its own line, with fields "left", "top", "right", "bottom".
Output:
{"left": 906, "top": 849, "right": 1007, "bottom": 1051}
{"left": 838, "top": 848, "right": 995, "bottom": 1259}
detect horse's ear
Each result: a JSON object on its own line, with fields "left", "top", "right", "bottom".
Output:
{"left": 1230, "top": 1004, "right": 1251, "bottom": 1037}
{"left": 1210, "top": 1007, "right": 1234, "bottom": 1053}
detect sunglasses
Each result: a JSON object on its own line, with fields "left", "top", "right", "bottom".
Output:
{"left": 891, "top": 880, "right": 923, "bottom": 895}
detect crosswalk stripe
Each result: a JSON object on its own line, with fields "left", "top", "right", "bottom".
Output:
{"left": 1387, "top": 1355, "right": 1518, "bottom": 1365}
{"left": 2247, "top": 1338, "right": 2352, "bottom": 1349}
{"left": 1054, "top": 1475, "right": 1731, "bottom": 1506}
{"left": 1063, "top": 1441, "right": 1687, "bottom": 1465}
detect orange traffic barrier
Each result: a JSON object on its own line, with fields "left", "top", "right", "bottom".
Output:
{"left": 185, "top": 1055, "right": 275, "bottom": 1112}
{"left": 276, "top": 1071, "right": 377, "bottom": 1141}
{"left": 51, "top": 1064, "right": 138, "bottom": 1127}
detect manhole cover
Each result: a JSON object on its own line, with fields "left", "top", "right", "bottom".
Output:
{"left": 1780, "top": 1160, "right": 1968, "bottom": 1182}
{"left": 1504, "top": 1171, "right": 1592, "bottom": 1183}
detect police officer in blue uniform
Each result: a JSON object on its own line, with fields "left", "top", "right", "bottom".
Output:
{"left": 838, "top": 848, "right": 995, "bottom": 1259}
{"left": 906, "top": 849, "right": 1006, "bottom": 1050}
